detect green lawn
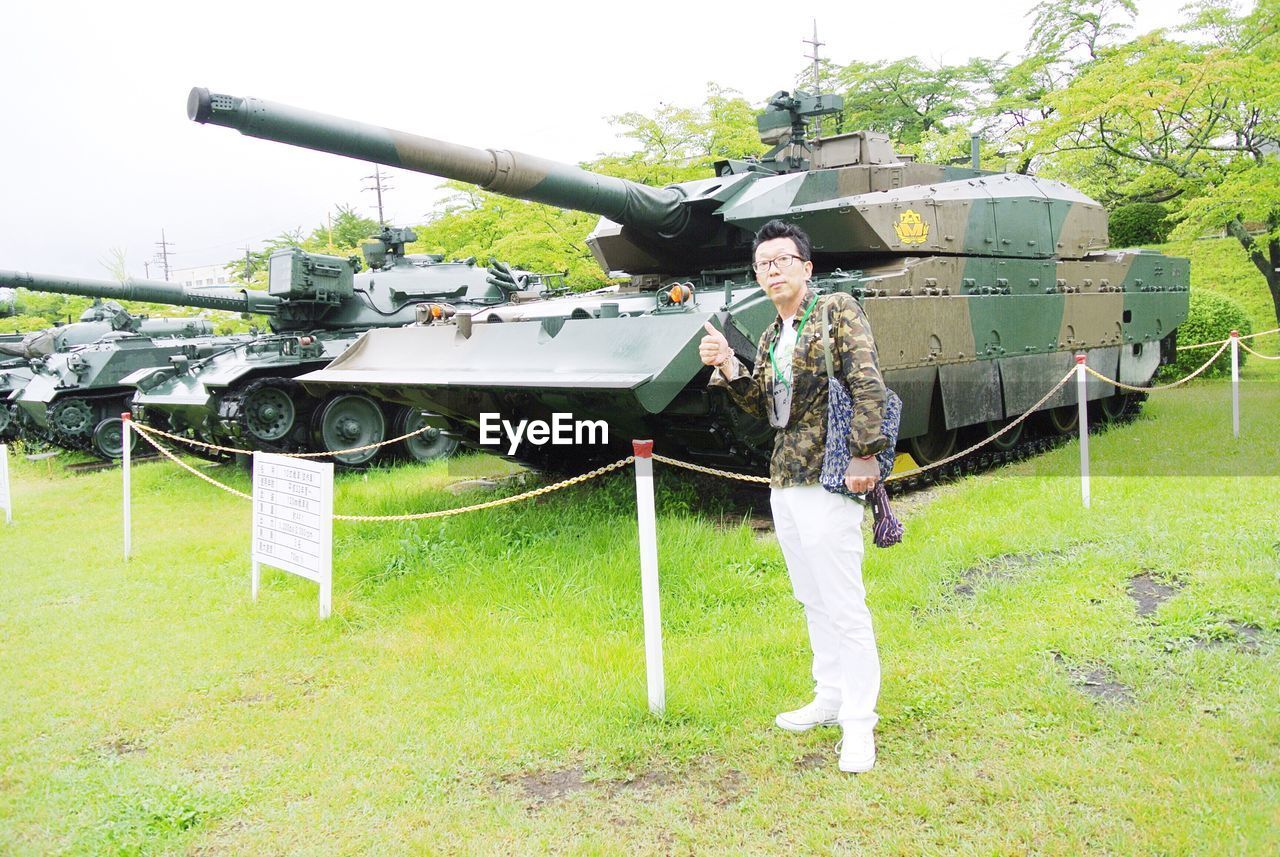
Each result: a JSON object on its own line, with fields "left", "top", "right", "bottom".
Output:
{"left": 1, "top": 362, "right": 1277, "bottom": 855}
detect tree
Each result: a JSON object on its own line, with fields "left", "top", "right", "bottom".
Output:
{"left": 833, "top": 57, "right": 988, "bottom": 147}
{"left": 1027, "top": 0, "right": 1280, "bottom": 324}
{"left": 411, "top": 84, "right": 767, "bottom": 288}
{"left": 1174, "top": 157, "right": 1280, "bottom": 326}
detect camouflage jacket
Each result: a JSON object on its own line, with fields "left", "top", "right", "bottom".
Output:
{"left": 709, "top": 290, "right": 886, "bottom": 489}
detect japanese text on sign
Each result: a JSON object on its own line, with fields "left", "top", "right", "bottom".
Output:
{"left": 251, "top": 452, "right": 333, "bottom": 617}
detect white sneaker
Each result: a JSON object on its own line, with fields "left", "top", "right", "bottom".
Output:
{"left": 774, "top": 700, "right": 841, "bottom": 732}
{"left": 837, "top": 730, "right": 876, "bottom": 773}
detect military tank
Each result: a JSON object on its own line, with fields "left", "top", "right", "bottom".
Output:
{"left": 0, "top": 300, "right": 249, "bottom": 453}
{"left": 188, "top": 86, "right": 1190, "bottom": 473}
{"left": 2, "top": 228, "right": 556, "bottom": 465}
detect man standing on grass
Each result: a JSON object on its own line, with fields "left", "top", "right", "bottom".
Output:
{"left": 698, "top": 219, "right": 887, "bottom": 773}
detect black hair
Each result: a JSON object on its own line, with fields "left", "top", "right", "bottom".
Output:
{"left": 751, "top": 219, "right": 812, "bottom": 262}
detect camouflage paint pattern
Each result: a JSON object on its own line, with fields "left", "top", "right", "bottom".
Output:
{"left": 187, "top": 87, "right": 1189, "bottom": 472}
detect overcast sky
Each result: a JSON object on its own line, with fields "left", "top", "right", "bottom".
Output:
{"left": 0, "top": 0, "right": 1191, "bottom": 280}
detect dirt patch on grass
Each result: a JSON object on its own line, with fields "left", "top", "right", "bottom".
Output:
{"left": 503, "top": 767, "right": 592, "bottom": 804}
{"left": 1194, "top": 621, "right": 1266, "bottom": 651}
{"left": 954, "top": 549, "right": 1067, "bottom": 596}
{"left": 1070, "top": 667, "right": 1135, "bottom": 704}
{"left": 98, "top": 736, "right": 147, "bottom": 756}
{"left": 612, "top": 770, "right": 673, "bottom": 792}
{"left": 1053, "top": 653, "right": 1134, "bottom": 705}
{"left": 1128, "top": 572, "right": 1181, "bottom": 616}
{"left": 796, "top": 752, "right": 827, "bottom": 770}
{"left": 501, "top": 763, "right": 744, "bottom": 809}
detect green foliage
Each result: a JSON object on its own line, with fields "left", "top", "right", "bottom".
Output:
{"left": 1158, "top": 236, "right": 1275, "bottom": 332}
{"left": 833, "top": 57, "right": 988, "bottom": 147}
{"left": 410, "top": 84, "right": 765, "bottom": 289}
{"left": 1110, "top": 203, "right": 1170, "bottom": 247}
{"left": 409, "top": 187, "right": 607, "bottom": 290}
{"left": 1163, "top": 288, "right": 1253, "bottom": 379}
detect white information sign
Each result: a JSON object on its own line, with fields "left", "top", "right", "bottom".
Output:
{"left": 251, "top": 452, "right": 334, "bottom": 618}
{"left": 0, "top": 444, "right": 11, "bottom": 524}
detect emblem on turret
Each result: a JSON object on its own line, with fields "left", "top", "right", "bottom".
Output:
{"left": 894, "top": 210, "right": 929, "bottom": 245}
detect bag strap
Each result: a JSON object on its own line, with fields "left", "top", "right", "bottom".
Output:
{"left": 821, "top": 299, "right": 836, "bottom": 379}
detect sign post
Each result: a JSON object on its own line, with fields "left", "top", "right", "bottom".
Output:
{"left": 1075, "top": 355, "right": 1090, "bottom": 509}
{"left": 632, "top": 439, "right": 665, "bottom": 716}
{"left": 1230, "top": 330, "right": 1240, "bottom": 439}
{"left": 0, "top": 443, "right": 11, "bottom": 525}
{"left": 122, "top": 413, "right": 132, "bottom": 558}
{"left": 251, "top": 453, "right": 334, "bottom": 619}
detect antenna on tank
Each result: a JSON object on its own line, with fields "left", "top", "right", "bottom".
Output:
{"left": 803, "top": 19, "right": 825, "bottom": 93}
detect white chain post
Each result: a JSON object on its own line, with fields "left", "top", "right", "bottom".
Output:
{"left": 1230, "top": 330, "right": 1240, "bottom": 439}
{"left": 632, "top": 439, "right": 665, "bottom": 717}
{"left": 0, "top": 444, "right": 11, "bottom": 525}
{"left": 1075, "top": 355, "right": 1090, "bottom": 509}
{"left": 122, "top": 412, "right": 132, "bottom": 559}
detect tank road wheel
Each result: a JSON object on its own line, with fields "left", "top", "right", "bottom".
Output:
{"left": 1096, "top": 393, "right": 1134, "bottom": 423}
{"left": 905, "top": 427, "right": 957, "bottom": 467}
{"left": 394, "top": 406, "right": 459, "bottom": 463}
{"left": 1043, "top": 404, "right": 1078, "bottom": 435}
{"left": 983, "top": 418, "right": 1024, "bottom": 452}
{"left": 90, "top": 417, "right": 138, "bottom": 460}
{"left": 242, "top": 383, "right": 298, "bottom": 443}
{"left": 49, "top": 398, "right": 94, "bottom": 440}
{"left": 904, "top": 395, "right": 957, "bottom": 468}
{"left": 316, "top": 393, "right": 386, "bottom": 467}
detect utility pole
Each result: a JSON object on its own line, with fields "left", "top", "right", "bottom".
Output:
{"left": 362, "top": 165, "right": 393, "bottom": 226}
{"left": 143, "top": 261, "right": 152, "bottom": 279}
{"left": 802, "top": 20, "right": 825, "bottom": 93}
{"left": 241, "top": 246, "right": 255, "bottom": 279}
{"left": 153, "top": 229, "right": 175, "bottom": 281}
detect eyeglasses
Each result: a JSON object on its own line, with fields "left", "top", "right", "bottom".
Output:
{"left": 752, "top": 254, "right": 804, "bottom": 274}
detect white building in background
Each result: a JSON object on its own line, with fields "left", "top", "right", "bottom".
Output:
{"left": 170, "top": 263, "right": 233, "bottom": 287}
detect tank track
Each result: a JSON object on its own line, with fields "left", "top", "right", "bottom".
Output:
{"left": 213, "top": 376, "right": 315, "bottom": 457}
{"left": 884, "top": 394, "right": 1145, "bottom": 496}
{"left": 42, "top": 392, "right": 131, "bottom": 453}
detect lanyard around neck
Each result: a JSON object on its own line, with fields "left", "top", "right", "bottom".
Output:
{"left": 770, "top": 294, "right": 819, "bottom": 381}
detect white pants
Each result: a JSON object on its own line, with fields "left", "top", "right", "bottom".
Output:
{"left": 770, "top": 484, "right": 880, "bottom": 732}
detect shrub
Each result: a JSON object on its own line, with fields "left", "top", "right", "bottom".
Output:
{"left": 1110, "top": 203, "right": 1170, "bottom": 247}
{"left": 1161, "top": 289, "right": 1252, "bottom": 380}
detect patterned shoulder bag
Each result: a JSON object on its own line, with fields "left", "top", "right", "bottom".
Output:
{"left": 818, "top": 299, "right": 904, "bottom": 547}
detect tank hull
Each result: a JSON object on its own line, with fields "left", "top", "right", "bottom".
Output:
{"left": 302, "top": 250, "right": 1188, "bottom": 472}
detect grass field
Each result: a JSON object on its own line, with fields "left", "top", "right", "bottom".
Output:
{"left": 1, "top": 359, "right": 1278, "bottom": 855}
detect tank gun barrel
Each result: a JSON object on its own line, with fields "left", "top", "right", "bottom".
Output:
{"left": 188, "top": 87, "right": 695, "bottom": 239}
{"left": 0, "top": 270, "right": 281, "bottom": 315}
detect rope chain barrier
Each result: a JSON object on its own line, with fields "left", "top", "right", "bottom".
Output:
{"left": 331, "top": 458, "right": 634, "bottom": 522}
{"left": 132, "top": 423, "right": 253, "bottom": 500}
{"left": 133, "top": 417, "right": 441, "bottom": 459}
{"left": 132, "top": 418, "right": 633, "bottom": 522}
{"left": 1178, "top": 325, "right": 1280, "bottom": 351}
{"left": 1084, "top": 338, "right": 1230, "bottom": 392}
{"left": 651, "top": 454, "right": 769, "bottom": 484}
{"left": 885, "top": 366, "right": 1075, "bottom": 482}
{"left": 126, "top": 333, "right": 1255, "bottom": 517}
{"left": 1238, "top": 340, "right": 1280, "bottom": 361}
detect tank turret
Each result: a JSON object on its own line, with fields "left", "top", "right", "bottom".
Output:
{"left": 189, "top": 87, "right": 1108, "bottom": 279}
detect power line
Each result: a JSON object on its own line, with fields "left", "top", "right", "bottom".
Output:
{"left": 362, "top": 165, "right": 394, "bottom": 226}
{"left": 153, "top": 229, "right": 175, "bottom": 281}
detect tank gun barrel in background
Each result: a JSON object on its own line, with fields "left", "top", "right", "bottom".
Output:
{"left": 187, "top": 87, "right": 698, "bottom": 239}
{"left": 0, "top": 270, "right": 282, "bottom": 315}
